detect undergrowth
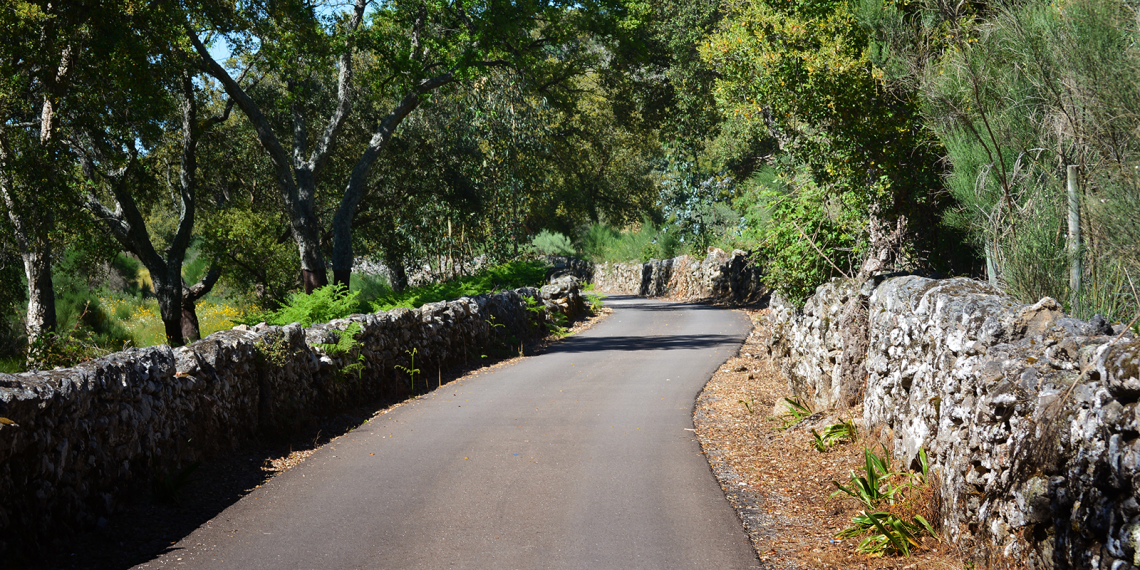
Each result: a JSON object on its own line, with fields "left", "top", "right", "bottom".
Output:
{"left": 370, "top": 260, "right": 547, "bottom": 311}
{"left": 242, "top": 284, "right": 362, "bottom": 327}
{"left": 316, "top": 322, "right": 366, "bottom": 381}
{"left": 831, "top": 447, "right": 938, "bottom": 557}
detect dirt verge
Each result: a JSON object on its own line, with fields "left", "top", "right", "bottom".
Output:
{"left": 694, "top": 308, "right": 968, "bottom": 570}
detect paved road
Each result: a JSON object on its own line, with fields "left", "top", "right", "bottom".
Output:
{"left": 138, "top": 295, "right": 759, "bottom": 570}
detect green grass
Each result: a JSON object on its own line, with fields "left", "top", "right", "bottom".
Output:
{"left": 0, "top": 357, "right": 21, "bottom": 374}
{"left": 370, "top": 260, "right": 548, "bottom": 311}
{"left": 3, "top": 259, "right": 548, "bottom": 372}
{"left": 579, "top": 221, "right": 680, "bottom": 264}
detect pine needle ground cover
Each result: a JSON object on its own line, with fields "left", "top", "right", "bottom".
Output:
{"left": 694, "top": 309, "right": 971, "bottom": 570}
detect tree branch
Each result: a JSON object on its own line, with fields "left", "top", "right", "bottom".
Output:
{"left": 187, "top": 29, "right": 300, "bottom": 207}
{"left": 184, "top": 265, "right": 222, "bottom": 303}
{"left": 307, "top": 0, "right": 368, "bottom": 175}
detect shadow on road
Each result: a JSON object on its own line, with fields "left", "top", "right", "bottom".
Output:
{"left": 599, "top": 295, "right": 739, "bottom": 313}
{"left": 546, "top": 333, "right": 744, "bottom": 354}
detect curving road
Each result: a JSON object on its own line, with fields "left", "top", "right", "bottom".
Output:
{"left": 136, "top": 295, "right": 759, "bottom": 570}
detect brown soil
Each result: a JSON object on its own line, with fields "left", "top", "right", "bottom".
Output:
{"left": 694, "top": 307, "right": 969, "bottom": 570}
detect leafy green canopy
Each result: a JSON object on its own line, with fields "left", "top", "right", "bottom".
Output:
{"left": 698, "top": 0, "right": 955, "bottom": 304}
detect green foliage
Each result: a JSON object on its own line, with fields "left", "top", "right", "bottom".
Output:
{"left": 41, "top": 250, "right": 135, "bottom": 364}
{"left": 0, "top": 358, "right": 21, "bottom": 374}
{"left": 247, "top": 284, "right": 362, "bottom": 328}
{"left": 657, "top": 152, "right": 744, "bottom": 252}
{"left": 832, "top": 447, "right": 907, "bottom": 510}
{"left": 831, "top": 447, "right": 936, "bottom": 557}
{"left": 0, "top": 244, "right": 25, "bottom": 363}
{"left": 316, "top": 322, "right": 366, "bottom": 381}
{"left": 25, "top": 329, "right": 115, "bottom": 370}
{"left": 537, "top": 69, "right": 663, "bottom": 235}
{"left": 371, "top": 261, "right": 547, "bottom": 311}
{"left": 583, "top": 282, "right": 606, "bottom": 313}
{"left": 741, "top": 166, "right": 876, "bottom": 304}
{"left": 349, "top": 272, "right": 392, "bottom": 308}
{"left": 738, "top": 395, "right": 757, "bottom": 415}
{"left": 394, "top": 348, "right": 421, "bottom": 392}
{"left": 200, "top": 197, "right": 299, "bottom": 310}
{"left": 697, "top": 0, "right": 956, "bottom": 304}
{"left": 531, "top": 230, "right": 575, "bottom": 257}
{"left": 811, "top": 419, "right": 859, "bottom": 452}
{"left": 776, "top": 397, "right": 813, "bottom": 429}
{"left": 865, "top": 0, "right": 1140, "bottom": 320}
{"left": 838, "top": 510, "right": 936, "bottom": 557}
{"left": 578, "top": 221, "right": 680, "bottom": 263}
{"left": 525, "top": 295, "right": 569, "bottom": 337}
{"left": 255, "top": 331, "right": 296, "bottom": 368}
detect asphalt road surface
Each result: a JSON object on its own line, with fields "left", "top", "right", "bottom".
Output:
{"left": 137, "top": 295, "right": 760, "bottom": 570}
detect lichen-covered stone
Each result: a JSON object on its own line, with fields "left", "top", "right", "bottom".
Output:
{"left": 0, "top": 280, "right": 584, "bottom": 555}
{"left": 764, "top": 274, "right": 1140, "bottom": 569}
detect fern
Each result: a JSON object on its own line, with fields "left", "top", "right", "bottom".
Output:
{"left": 316, "top": 322, "right": 366, "bottom": 380}
{"left": 242, "top": 283, "right": 362, "bottom": 327}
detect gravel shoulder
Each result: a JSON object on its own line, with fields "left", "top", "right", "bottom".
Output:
{"left": 693, "top": 307, "right": 969, "bottom": 570}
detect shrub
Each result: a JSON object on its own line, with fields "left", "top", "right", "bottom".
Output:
{"left": 246, "top": 284, "right": 362, "bottom": 327}
{"left": 371, "top": 260, "right": 547, "bottom": 311}
{"left": 577, "top": 221, "right": 680, "bottom": 263}
{"left": 531, "top": 230, "right": 575, "bottom": 257}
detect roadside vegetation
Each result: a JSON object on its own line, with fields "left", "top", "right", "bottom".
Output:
{"left": 3, "top": 0, "right": 1138, "bottom": 373}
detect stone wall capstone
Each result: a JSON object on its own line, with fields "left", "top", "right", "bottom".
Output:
{"left": 0, "top": 280, "right": 584, "bottom": 555}
{"left": 765, "top": 275, "right": 1140, "bottom": 569}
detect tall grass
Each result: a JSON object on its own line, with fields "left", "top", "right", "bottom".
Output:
{"left": 886, "top": 0, "right": 1140, "bottom": 323}
{"left": 578, "top": 221, "right": 680, "bottom": 263}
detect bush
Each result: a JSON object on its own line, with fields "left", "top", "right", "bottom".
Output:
{"left": 577, "top": 221, "right": 679, "bottom": 263}
{"left": 741, "top": 166, "right": 875, "bottom": 305}
{"left": 349, "top": 272, "right": 391, "bottom": 307}
{"left": 531, "top": 230, "right": 575, "bottom": 257}
{"left": 868, "top": 0, "right": 1140, "bottom": 321}
{"left": 53, "top": 251, "right": 134, "bottom": 351}
{"left": 371, "top": 260, "right": 547, "bottom": 311}
{"left": 246, "top": 284, "right": 362, "bottom": 327}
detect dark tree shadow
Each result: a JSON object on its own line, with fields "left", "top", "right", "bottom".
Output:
{"left": 544, "top": 333, "right": 746, "bottom": 354}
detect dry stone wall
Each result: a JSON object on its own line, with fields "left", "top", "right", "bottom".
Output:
{"left": 0, "top": 278, "right": 584, "bottom": 555}
{"left": 766, "top": 275, "right": 1140, "bottom": 569}
{"left": 591, "top": 248, "right": 766, "bottom": 304}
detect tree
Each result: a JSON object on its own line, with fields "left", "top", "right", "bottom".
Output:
{"left": 76, "top": 72, "right": 226, "bottom": 346}
{"left": 699, "top": 0, "right": 953, "bottom": 302}
{"left": 0, "top": 1, "right": 78, "bottom": 346}
{"left": 189, "top": 0, "right": 616, "bottom": 292}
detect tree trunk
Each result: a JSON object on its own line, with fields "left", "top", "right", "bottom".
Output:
{"left": 1, "top": 115, "right": 61, "bottom": 350}
{"left": 181, "top": 266, "right": 221, "bottom": 342}
{"left": 0, "top": 183, "right": 57, "bottom": 346}
{"left": 21, "top": 244, "right": 56, "bottom": 344}
{"left": 152, "top": 276, "right": 185, "bottom": 347}
{"left": 332, "top": 269, "right": 352, "bottom": 290}
{"left": 180, "top": 303, "right": 202, "bottom": 343}
{"left": 329, "top": 75, "right": 453, "bottom": 295}
{"left": 385, "top": 252, "right": 408, "bottom": 292}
